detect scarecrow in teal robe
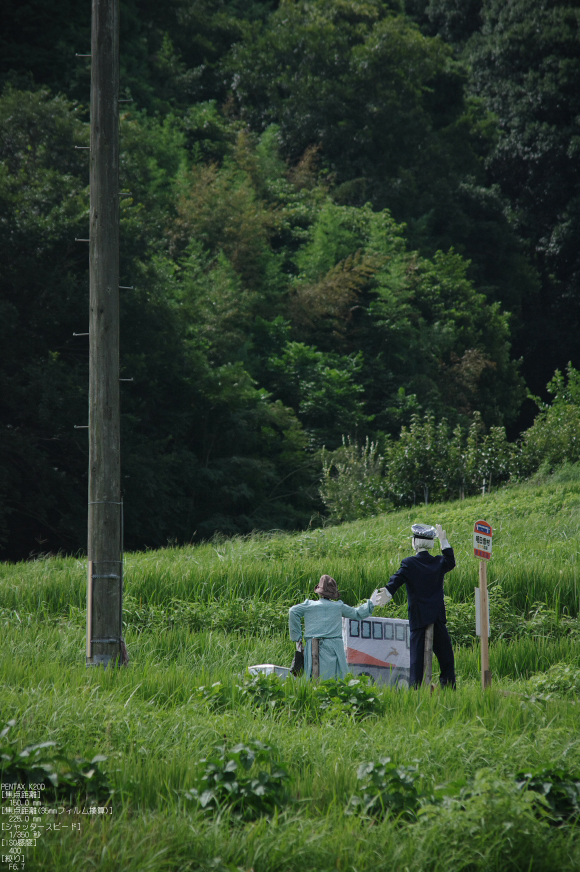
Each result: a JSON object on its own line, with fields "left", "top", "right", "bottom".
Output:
{"left": 289, "top": 575, "right": 389, "bottom": 679}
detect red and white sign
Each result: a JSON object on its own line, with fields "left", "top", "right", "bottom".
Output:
{"left": 473, "top": 520, "right": 493, "bottom": 559}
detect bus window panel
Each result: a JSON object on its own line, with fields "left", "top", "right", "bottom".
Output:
{"left": 361, "top": 621, "right": 371, "bottom": 639}
{"left": 372, "top": 622, "right": 383, "bottom": 640}
{"left": 383, "top": 622, "right": 394, "bottom": 640}
{"left": 395, "top": 624, "right": 405, "bottom": 641}
{"left": 349, "top": 619, "right": 360, "bottom": 637}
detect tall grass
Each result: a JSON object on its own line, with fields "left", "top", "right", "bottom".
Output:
{"left": 2, "top": 472, "right": 580, "bottom": 614}
{"left": 2, "top": 473, "right": 580, "bottom": 871}
{"left": 3, "top": 626, "right": 580, "bottom": 872}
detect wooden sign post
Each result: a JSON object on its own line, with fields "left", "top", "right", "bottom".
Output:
{"left": 474, "top": 520, "right": 492, "bottom": 689}
{"left": 478, "top": 560, "right": 492, "bottom": 688}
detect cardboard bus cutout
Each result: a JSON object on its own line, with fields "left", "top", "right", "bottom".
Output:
{"left": 342, "top": 615, "right": 411, "bottom": 687}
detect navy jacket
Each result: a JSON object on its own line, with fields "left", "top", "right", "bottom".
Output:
{"left": 386, "top": 547, "right": 455, "bottom": 630}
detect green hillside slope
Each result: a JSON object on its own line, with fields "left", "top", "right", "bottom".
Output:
{"left": 2, "top": 468, "right": 579, "bottom": 615}
{"left": 2, "top": 472, "right": 580, "bottom": 871}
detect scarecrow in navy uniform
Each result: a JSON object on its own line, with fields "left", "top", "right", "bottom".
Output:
{"left": 383, "top": 523, "right": 456, "bottom": 688}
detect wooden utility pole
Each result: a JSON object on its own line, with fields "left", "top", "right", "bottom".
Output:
{"left": 86, "top": 0, "right": 123, "bottom": 667}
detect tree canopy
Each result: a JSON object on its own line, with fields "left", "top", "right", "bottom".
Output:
{"left": 0, "top": 0, "right": 578, "bottom": 557}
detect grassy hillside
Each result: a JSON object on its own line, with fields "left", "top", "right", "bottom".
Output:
{"left": 2, "top": 471, "right": 580, "bottom": 870}
{"left": 2, "top": 465, "right": 580, "bottom": 612}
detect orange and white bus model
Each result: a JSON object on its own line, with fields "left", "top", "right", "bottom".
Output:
{"left": 342, "top": 615, "right": 411, "bottom": 687}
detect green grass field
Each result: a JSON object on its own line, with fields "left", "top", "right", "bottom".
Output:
{"left": 2, "top": 470, "right": 580, "bottom": 871}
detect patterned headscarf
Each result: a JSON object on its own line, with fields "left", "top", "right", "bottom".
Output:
{"left": 314, "top": 574, "right": 339, "bottom": 600}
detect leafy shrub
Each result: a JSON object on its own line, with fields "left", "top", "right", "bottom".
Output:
{"left": 528, "top": 663, "right": 580, "bottom": 698}
{"left": 320, "top": 412, "right": 516, "bottom": 521}
{"left": 524, "top": 603, "right": 580, "bottom": 640}
{"left": 520, "top": 366, "right": 580, "bottom": 474}
{"left": 517, "top": 768, "right": 580, "bottom": 824}
{"left": 313, "top": 675, "right": 385, "bottom": 718}
{"left": 430, "top": 767, "right": 580, "bottom": 827}
{"left": 445, "top": 588, "right": 580, "bottom": 649}
{"left": 419, "top": 770, "right": 549, "bottom": 858}
{"left": 320, "top": 437, "right": 391, "bottom": 522}
{"left": 195, "top": 681, "right": 234, "bottom": 711}
{"left": 237, "top": 672, "right": 286, "bottom": 711}
{"left": 347, "top": 759, "right": 576, "bottom": 832}
{"left": 317, "top": 367, "right": 580, "bottom": 521}
{"left": 0, "top": 720, "right": 111, "bottom": 804}
{"left": 385, "top": 413, "right": 456, "bottom": 506}
{"left": 347, "top": 758, "right": 422, "bottom": 820}
{"left": 445, "top": 598, "right": 478, "bottom": 647}
{"left": 184, "top": 740, "right": 290, "bottom": 820}
{"left": 234, "top": 673, "right": 385, "bottom": 720}
{"left": 445, "top": 584, "right": 520, "bottom": 646}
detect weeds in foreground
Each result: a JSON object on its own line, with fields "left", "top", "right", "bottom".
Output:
{"left": 346, "top": 758, "right": 423, "bottom": 820}
{"left": 184, "top": 740, "right": 290, "bottom": 820}
{"left": 516, "top": 769, "right": 580, "bottom": 824}
{"left": 313, "top": 676, "right": 385, "bottom": 717}
{"left": 237, "top": 672, "right": 287, "bottom": 712}
{"left": 194, "top": 672, "right": 388, "bottom": 720}
{"left": 0, "top": 720, "right": 111, "bottom": 805}
{"left": 528, "top": 662, "right": 580, "bottom": 698}
{"left": 347, "top": 758, "right": 580, "bottom": 829}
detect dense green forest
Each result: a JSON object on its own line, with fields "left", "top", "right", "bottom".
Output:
{"left": 1, "top": 0, "right": 579, "bottom": 559}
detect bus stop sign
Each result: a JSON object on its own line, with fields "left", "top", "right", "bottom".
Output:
{"left": 474, "top": 520, "right": 493, "bottom": 559}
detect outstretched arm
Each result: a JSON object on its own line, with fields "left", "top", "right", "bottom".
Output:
{"left": 386, "top": 565, "right": 407, "bottom": 598}
{"left": 289, "top": 602, "right": 307, "bottom": 642}
{"left": 341, "top": 599, "right": 374, "bottom": 620}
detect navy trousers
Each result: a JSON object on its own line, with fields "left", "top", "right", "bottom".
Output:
{"left": 409, "top": 619, "right": 456, "bottom": 688}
